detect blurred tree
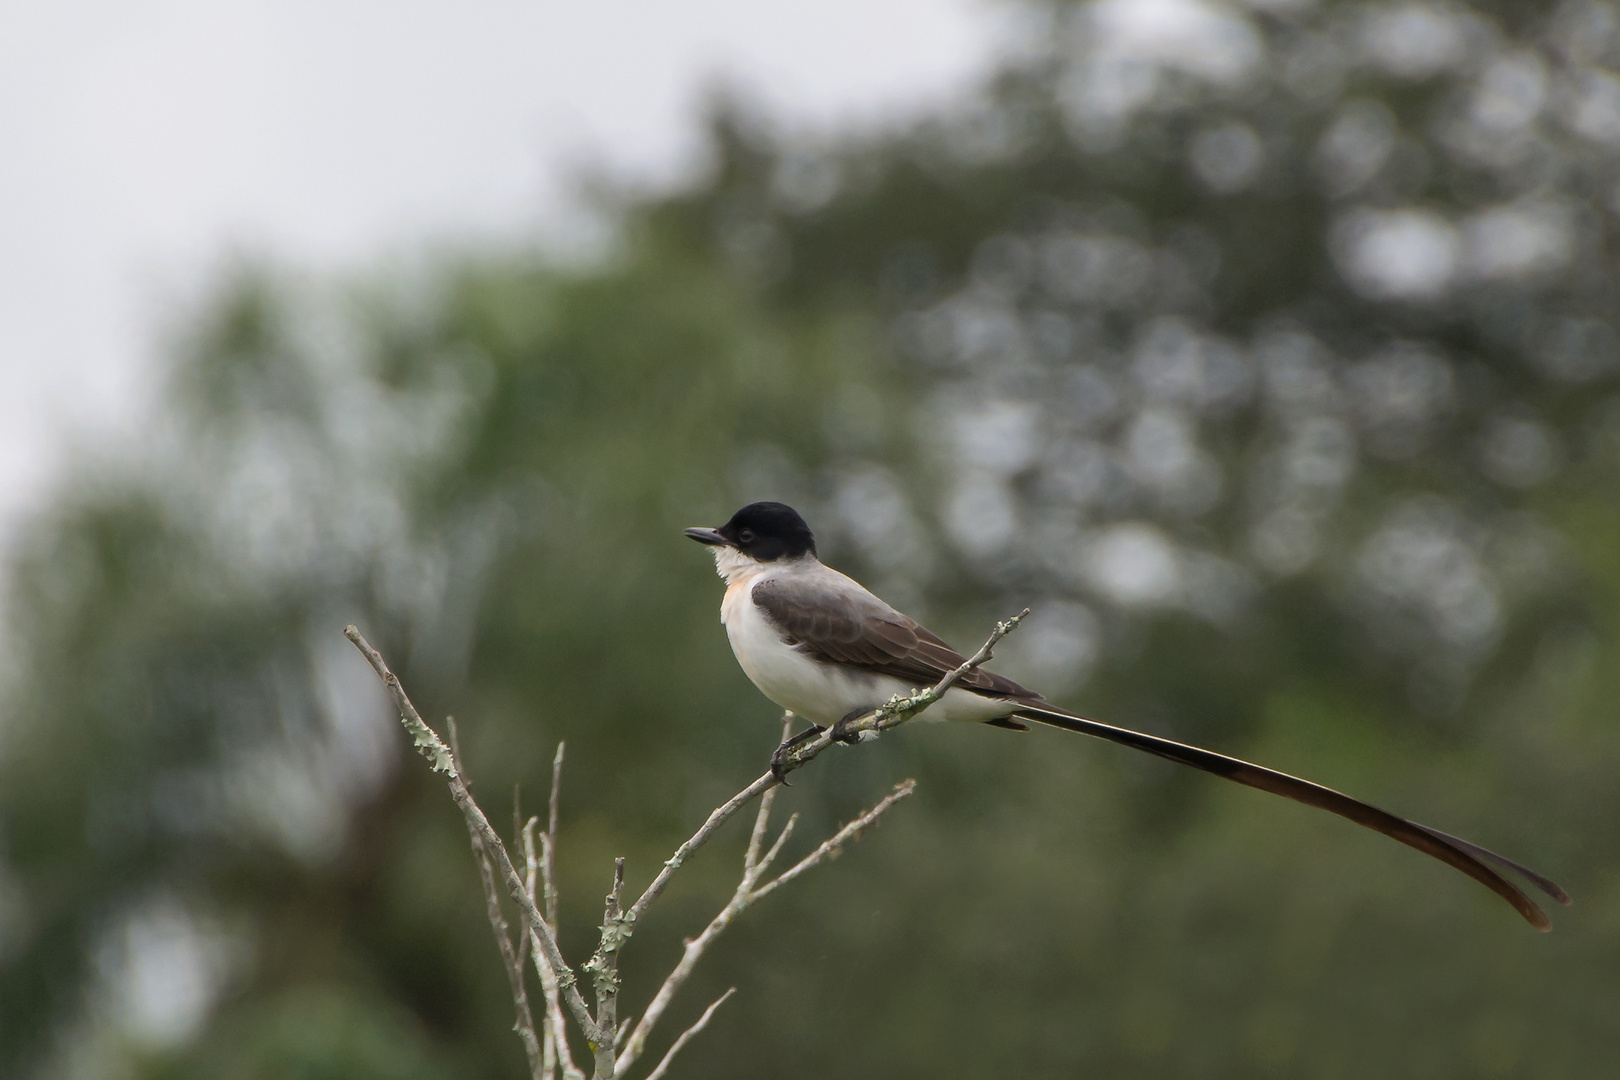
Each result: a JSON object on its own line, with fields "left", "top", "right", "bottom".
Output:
{"left": 4, "top": 1, "right": 1620, "bottom": 1078}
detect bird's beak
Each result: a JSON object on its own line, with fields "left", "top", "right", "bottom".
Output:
{"left": 684, "top": 527, "right": 728, "bottom": 547}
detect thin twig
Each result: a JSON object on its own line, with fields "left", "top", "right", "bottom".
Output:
{"left": 641, "top": 988, "right": 737, "bottom": 1080}
{"left": 615, "top": 780, "right": 915, "bottom": 1075}
{"left": 614, "top": 718, "right": 785, "bottom": 1075}
{"left": 548, "top": 742, "right": 565, "bottom": 928}
{"left": 529, "top": 921, "right": 586, "bottom": 1080}
{"left": 750, "top": 780, "right": 916, "bottom": 904}
{"left": 622, "top": 772, "right": 776, "bottom": 929}
{"left": 519, "top": 818, "right": 555, "bottom": 1080}
{"left": 477, "top": 848, "right": 547, "bottom": 1079}
{"left": 514, "top": 785, "right": 524, "bottom": 870}
{"left": 344, "top": 626, "right": 601, "bottom": 1044}
{"left": 515, "top": 807, "right": 536, "bottom": 1048}
{"left": 612, "top": 864, "right": 752, "bottom": 1073}
{"left": 756, "top": 813, "right": 797, "bottom": 876}
{"left": 744, "top": 714, "right": 792, "bottom": 872}
{"left": 446, "top": 718, "right": 546, "bottom": 1080}
{"left": 515, "top": 790, "right": 532, "bottom": 976}
{"left": 525, "top": 822, "right": 583, "bottom": 1080}
{"left": 537, "top": 744, "right": 577, "bottom": 1078}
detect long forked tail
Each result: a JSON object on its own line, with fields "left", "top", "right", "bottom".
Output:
{"left": 1010, "top": 703, "right": 1571, "bottom": 930}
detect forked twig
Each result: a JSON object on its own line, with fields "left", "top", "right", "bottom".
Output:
{"left": 615, "top": 779, "right": 915, "bottom": 1075}
{"left": 749, "top": 780, "right": 916, "bottom": 904}
{"left": 346, "top": 610, "right": 1024, "bottom": 1078}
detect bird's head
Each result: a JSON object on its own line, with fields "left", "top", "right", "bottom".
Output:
{"left": 686, "top": 502, "right": 817, "bottom": 572}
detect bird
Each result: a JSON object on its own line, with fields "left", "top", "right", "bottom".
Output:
{"left": 686, "top": 501, "right": 1569, "bottom": 931}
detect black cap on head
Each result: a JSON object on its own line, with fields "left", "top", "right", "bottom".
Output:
{"left": 687, "top": 502, "right": 817, "bottom": 562}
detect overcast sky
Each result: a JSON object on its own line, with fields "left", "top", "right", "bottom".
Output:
{"left": 0, "top": 0, "right": 999, "bottom": 536}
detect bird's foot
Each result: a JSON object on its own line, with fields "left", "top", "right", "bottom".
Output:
{"left": 829, "top": 709, "right": 873, "bottom": 746}
{"left": 770, "top": 724, "right": 827, "bottom": 783}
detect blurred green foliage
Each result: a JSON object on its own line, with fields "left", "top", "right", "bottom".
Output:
{"left": 5, "top": 1, "right": 1620, "bottom": 1077}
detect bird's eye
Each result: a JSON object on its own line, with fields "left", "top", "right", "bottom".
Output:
{"left": 738, "top": 529, "right": 756, "bottom": 544}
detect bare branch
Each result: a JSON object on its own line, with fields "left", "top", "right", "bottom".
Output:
{"left": 743, "top": 779, "right": 777, "bottom": 876}
{"left": 514, "top": 789, "right": 532, "bottom": 978}
{"left": 744, "top": 714, "right": 792, "bottom": 873}
{"left": 622, "top": 771, "right": 777, "bottom": 929}
{"left": 583, "top": 859, "right": 629, "bottom": 1078}
{"left": 756, "top": 813, "right": 797, "bottom": 877}
{"left": 641, "top": 988, "right": 737, "bottom": 1080}
{"left": 528, "top": 927, "right": 587, "bottom": 1080}
{"left": 615, "top": 780, "right": 913, "bottom": 1076}
{"left": 525, "top": 823, "right": 583, "bottom": 1080}
{"left": 616, "top": 895, "right": 742, "bottom": 1073}
{"left": 518, "top": 818, "right": 553, "bottom": 1080}
{"left": 751, "top": 780, "right": 916, "bottom": 904}
{"left": 515, "top": 810, "right": 535, "bottom": 1009}
{"left": 344, "top": 626, "right": 602, "bottom": 1044}
{"left": 547, "top": 742, "right": 565, "bottom": 927}
{"left": 445, "top": 717, "right": 546, "bottom": 1080}
{"left": 476, "top": 847, "right": 547, "bottom": 1080}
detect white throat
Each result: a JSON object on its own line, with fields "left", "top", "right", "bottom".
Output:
{"left": 710, "top": 545, "right": 762, "bottom": 585}
{"left": 710, "top": 546, "right": 821, "bottom": 587}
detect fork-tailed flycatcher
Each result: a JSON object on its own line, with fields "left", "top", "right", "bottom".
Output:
{"left": 686, "top": 501, "right": 1568, "bottom": 930}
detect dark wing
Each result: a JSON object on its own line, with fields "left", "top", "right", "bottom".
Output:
{"left": 751, "top": 574, "right": 1036, "bottom": 699}
{"left": 1013, "top": 703, "right": 1570, "bottom": 931}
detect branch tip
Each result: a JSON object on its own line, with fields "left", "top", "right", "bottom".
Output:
{"left": 642, "top": 988, "right": 738, "bottom": 1080}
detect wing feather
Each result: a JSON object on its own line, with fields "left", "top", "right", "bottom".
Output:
{"left": 751, "top": 574, "right": 1033, "bottom": 697}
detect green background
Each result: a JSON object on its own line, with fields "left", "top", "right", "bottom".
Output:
{"left": 4, "top": 2, "right": 1619, "bottom": 1077}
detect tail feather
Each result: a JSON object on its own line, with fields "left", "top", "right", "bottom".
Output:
{"left": 1010, "top": 703, "right": 1570, "bottom": 930}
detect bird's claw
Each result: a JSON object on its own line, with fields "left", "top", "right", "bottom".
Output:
{"left": 770, "top": 723, "right": 826, "bottom": 784}
{"left": 829, "top": 711, "right": 868, "bottom": 745}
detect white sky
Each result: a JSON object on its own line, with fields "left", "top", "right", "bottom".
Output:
{"left": 0, "top": 0, "right": 999, "bottom": 536}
